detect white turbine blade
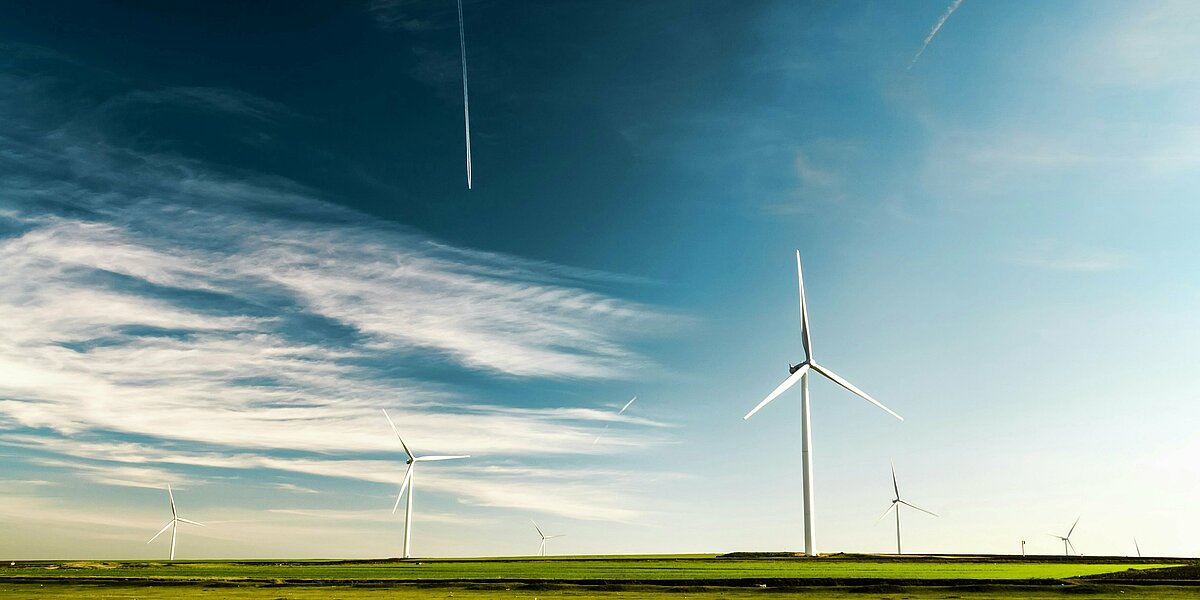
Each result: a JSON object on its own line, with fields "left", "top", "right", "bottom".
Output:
{"left": 176, "top": 518, "right": 206, "bottom": 527}
{"left": 415, "top": 455, "right": 470, "bottom": 462}
{"left": 531, "top": 520, "right": 545, "bottom": 537}
{"left": 392, "top": 465, "right": 413, "bottom": 515}
{"left": 796, "top": 250, "right": 813, "bottom": 361}
{"left": 167, "top": 484, "right": 176, "bottom": 518}
{"left": 875, "top": 504, "right": 896, "bottom": 524}
{"left": 744, "top": 363, "right": 809, "bottom": 420}
{"left": 382, "top": 409, "right": 415, "bottom": 460}
{"left": 1134, "top": 538, "right": 1141, "bottom": 557}
{"left": 618, "top": 396, "right": 637, "bottom": 415}
{"left": 890, "top": 462, "right": 900, "bottom": 499}
{"left": 810, "top": 363, "right": 903, "bottom": 421}
{"left": 1067, "top": 516, "right": 1080, "bottom": 538}
{"left": 147, "top": 521, "right": 173, "bottom": 544}
{"left": 1068, "top": 539, "right": 1079, "bottom": 555}
{"left": 899, "top": 500, "right": 938, "bottom": 517}
{"left": 547, "top": 534, "right": 566, "bottom": 539}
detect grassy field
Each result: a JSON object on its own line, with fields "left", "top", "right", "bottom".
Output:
{"left": 0, "top": 555, "right": 1180, "bottom": 582}
{"left": 2, "top": 555, "right": 1194, "bottom": 599}
{"left": 2, "top": 583, "right": 1199, "bottom": 600}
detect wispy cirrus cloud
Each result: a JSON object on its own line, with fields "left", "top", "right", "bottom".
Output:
{"left": 0, "top": 49, "right": 677, "bottom": 529}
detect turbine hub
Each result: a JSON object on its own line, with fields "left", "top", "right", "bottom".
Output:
{"left": 789, "top": 362, "right": 804, "bottom": 374}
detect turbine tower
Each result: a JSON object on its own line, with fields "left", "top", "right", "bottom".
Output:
{"left": 383, "top": 409, "right": 470, "bottom": 559}
{"left": 146, "top": 484, "right": 205, "bottom": 560}
{"left": 743, "top": 251, "right": 904, "bottom": 556}
{"left": 1050, "top": 516, "right": 1080, "bottom": 556}
{"left": 875, "top": 462, "right": 937, "bottom": 554}
{"left": 531, "top": 520, "right": 565, "bottom": 556}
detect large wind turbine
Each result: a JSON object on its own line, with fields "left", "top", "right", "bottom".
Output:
{"left": 383, "top": 409, "right": 470, "bottom": 559}
{"left": 146, "top": 484, "right": 205, "bottom": 560}
{"left": 875, "top": 462, "right": 937, "bottom": 554}
{"left": 1050, "top": 516, "right": 1081, "bottom": 556}
{"left": 743, "top": 251, "right": 904, "bottom": 556}
{"left": 531, "top": 520, "right": 565, "bottom": 556}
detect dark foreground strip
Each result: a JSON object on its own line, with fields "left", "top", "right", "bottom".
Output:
{"left": 4, "top": 576, "right": 1196, "bottom": 588}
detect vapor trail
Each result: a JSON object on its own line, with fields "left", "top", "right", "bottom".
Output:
{"left": 457, "top": 0, "right": 473, "bottom": 189}
{"left": 909, "top": 0, "right": 964, "bottom": 69}
{"left": 593, "top": 396, "right": 638, "bottom": 445}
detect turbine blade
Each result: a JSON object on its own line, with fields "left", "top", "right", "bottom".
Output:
{"left": 414, "top": 455, "right": 470, "bottom": 462}
{"left": 382, "top": 409, "right": 415, "bottom": 460}
{"left": 744, "top": 363, "right": 809, "bottom": 420}
{"left": 167, "top": 484, "right": 176, "bottom": 518}
{"left": 875, "top": 504, "right": 896, "bottom": 524}
{"left": 796, "top": 250, "right": 813, "bottom": 362}
{"left": 1134, "top": 538, "right": 1141, "bottom": 557}
{"left": 531, "top": 520, "right": 544, "bottom": 537}
{"left": 810, "top": 363, "right": 903, "bottom": 421}
{"left": 176, "top": 518, "right": 206, "bottom": 527}
{"left": 547, "top": 534, "right": 566, "bottom": 539}
{"left": 890, "top": 462, "right": 900, "bottom": 499}
{"left": 899, "top": 500, "right": 938, "bottom": 517}
{"left": 147, "top": 521, "right": 173, "bottom": 544}
{"left": 1068, "top": 516, "right": 1080, "bottom": 538}
{"left": 392, "top": 464, "right": 413, "bottom": 515}
{"left": 1068, "top": 539, "right": 1078, "bottom": 555}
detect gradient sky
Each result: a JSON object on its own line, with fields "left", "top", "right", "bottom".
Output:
{"left": 2, "top": 0, "right": 1199, "bottom": 560}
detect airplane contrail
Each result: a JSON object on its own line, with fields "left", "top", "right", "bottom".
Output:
{"left": 593, "top": 396, "right": 637, "bottom": 445}
{"left": 909, "top": 0, "right": 964, "bottom": 69}
{"left": 457, "top": 0, "right": 473, "bottom": 189}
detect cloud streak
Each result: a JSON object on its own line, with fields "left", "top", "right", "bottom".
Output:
{"left": 0, "top": 51, "right": 678, "bottom": 527}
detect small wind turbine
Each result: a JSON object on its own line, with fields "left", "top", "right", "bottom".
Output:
{"left": 743, "top": 251, "right": 904, "bottom": 556}
{"left": 383, "top": 409, "right": 470, "bottom": 559}
{"left": 531, "top": 520, "right": 565, "bottom": 556}
{"left": 147, "top": 484, "right": 205, "bottom": 560}
{"left": 1050, "top": 516, "right": 1080, "bottom": 556}
{"left": 875, "top": 462, "right": 937, "bottom": 554}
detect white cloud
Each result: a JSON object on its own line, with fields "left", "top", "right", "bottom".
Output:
{"left": 0, "top": 60, "right": 680, "bottom": 528}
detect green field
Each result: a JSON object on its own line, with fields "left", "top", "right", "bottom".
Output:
{"left": 2, "top": 555, "right": 1195, "bottom": 599}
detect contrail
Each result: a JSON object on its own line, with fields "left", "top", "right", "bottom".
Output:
{"left": 909, "top": 0, "right": 964, "bottom": 69}
{"left": 457, "top": 0, "right": 472, "bottom": 189}
{"left": 593, "top": 396, "right": 637, "bottom": 445}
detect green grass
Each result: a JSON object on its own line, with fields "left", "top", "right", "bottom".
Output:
{"left": 2, "top": 582, "right": 1199, "bottom": 600}
{"left": 0, "top": 556, "right": 1180, "bottom": 582}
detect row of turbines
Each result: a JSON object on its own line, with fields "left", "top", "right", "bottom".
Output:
{"left": 146, "top": 251, "right": 1121, "bottom": 560}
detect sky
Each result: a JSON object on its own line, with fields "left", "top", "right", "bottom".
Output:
{"left": 2, "top": 0, "right": 1199, "bottom": 560}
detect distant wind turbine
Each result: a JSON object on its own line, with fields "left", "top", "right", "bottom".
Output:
{"left": 383, "top": 409, "right": 470, "bottom": 559}
{"left": 531, "top": 520, "right": 565, "bottom": 556}
{"left": 456, "top": 0, "right": 473, "bottom": 189}
{"left": 146, "top": 484, "right": 205, "bottom": 560}
{"left": 1049, "top": 516, "right": 1081, "bottom": 556}
{"left": 743, "top": 251, "right": 904, "bottom": 556}
{"left": 875, "top": 462, "right": 937, "bottom": 554}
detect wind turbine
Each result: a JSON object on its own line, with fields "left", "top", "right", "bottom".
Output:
{"left": 875, "top": 462, "right": 937, "bottom": 554}
{"left": 531, "top": 520, "right": 565, "bottom": 556}
{"left": 1050, "top": 516, "right": 1080, "bottom": 556}
{"left": 146, "top": 484, "right": 205, "bottom": 560}
{"left": 383, "top": 409, "right": 470, "bottom": 559}
{"left": 743, "top": 251, "right": 904, "bottom": 556}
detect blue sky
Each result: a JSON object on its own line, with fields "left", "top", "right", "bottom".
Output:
{"left": 2, "top": 0, "right": 1199, "bottom": 559}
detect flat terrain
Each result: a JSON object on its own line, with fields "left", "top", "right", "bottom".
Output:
{"left": 2, "top": 554, "right": 1195, "bottom": 599}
